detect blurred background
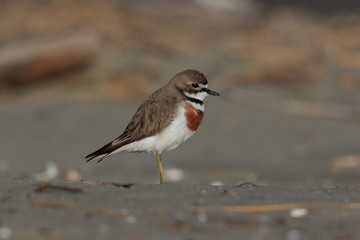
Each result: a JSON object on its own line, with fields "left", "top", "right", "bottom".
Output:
{"left": 1, "top": 0, "right": 360, "bottom": 187}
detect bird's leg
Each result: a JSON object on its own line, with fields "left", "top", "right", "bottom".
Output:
{"left": 156, "top": 152, "right": 166, "bottom": 184}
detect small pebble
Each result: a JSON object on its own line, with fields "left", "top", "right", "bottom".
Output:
{"left": 210, "top": 180, "right": 223, "bottom": 186}
{"left": 33, "top": 162, "right": 59, "bottom": 181}
{"left": 164, "top": 168, "right": 185, "bottom": 182}
{"left": 289, "top": 208, "right": 308, "bottom": 218}
{"left": 65, "top": 168, "right": 82, "bottom": 181}
{"left": 0, "top": 226, "right": 12, "bottom": 239}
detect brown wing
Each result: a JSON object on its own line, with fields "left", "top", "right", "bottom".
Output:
{"left": 85, "top": 86, "right": 179, "bottom": 162}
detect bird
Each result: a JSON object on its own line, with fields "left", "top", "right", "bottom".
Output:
{"left": 85, "top": 69, "right": 220, "bottom": 183}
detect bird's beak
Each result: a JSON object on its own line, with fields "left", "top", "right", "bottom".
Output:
{"left": 205, "top": 88, "right": 220, "bottom": 96}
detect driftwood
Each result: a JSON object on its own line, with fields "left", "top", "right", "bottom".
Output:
{"left": 0, "top": 32, "right": 99, "bottom": 85}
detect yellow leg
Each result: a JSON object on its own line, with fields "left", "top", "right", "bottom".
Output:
{"left": 156, "top": 152, "right": 166, "bottom": 184}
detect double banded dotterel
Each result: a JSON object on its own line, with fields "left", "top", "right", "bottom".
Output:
{"left": 86, "top": 69, "right": 220, "bottom": 183}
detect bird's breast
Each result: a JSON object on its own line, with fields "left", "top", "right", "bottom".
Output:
{"left": 185, "top": 103, "right": 204, "bottom": 132}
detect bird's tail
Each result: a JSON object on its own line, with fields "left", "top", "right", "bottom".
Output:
{"left": 85, "top": 135, "right": 132, "bottom": 163}
{"left": 85, "top": 142, "right": 113, "bottom": 163}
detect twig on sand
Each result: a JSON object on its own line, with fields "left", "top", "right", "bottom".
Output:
{"left": 34, "top": 184, "right": 84, "bottom": 193}
{"left": 80, "top": 180, "right": 134, "bottom": 189}
{"left": 190, "top": 202, "right": 360, "bottom": 214}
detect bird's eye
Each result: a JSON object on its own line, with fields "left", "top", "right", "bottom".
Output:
{"left": 191, "top": 83, "right": 199, "bottom": 88}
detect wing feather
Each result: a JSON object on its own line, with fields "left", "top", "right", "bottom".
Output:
{"left": 85, "top": 86, "right": 179, "bottom": 162}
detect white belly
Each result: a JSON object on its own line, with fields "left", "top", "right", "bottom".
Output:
{"left": 116, "top": 106, "right": 194, "bottom": 155}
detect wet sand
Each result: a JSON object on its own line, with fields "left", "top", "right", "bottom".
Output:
{"left": 1, "top": 179, "right": 360, "bottom": 239}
